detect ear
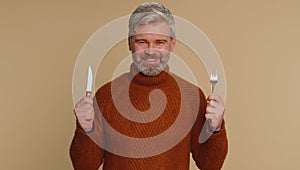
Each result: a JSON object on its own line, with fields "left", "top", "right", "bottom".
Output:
{"left": 128, "top": 37, "right": 133, "bottom": 52}
{"left": 170, "top": 38, "right": 176, "bottom": 52}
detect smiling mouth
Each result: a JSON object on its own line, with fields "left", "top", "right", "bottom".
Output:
{"left": 143, "top": 58, "right": 160, "bottom": 65}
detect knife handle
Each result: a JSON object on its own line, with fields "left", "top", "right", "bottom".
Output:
{"left": 86, "top": 91, "right": 92, "bottom": 97}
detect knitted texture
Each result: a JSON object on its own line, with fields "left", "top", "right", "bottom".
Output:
{"left": 70, "top": 64, "right": 228, "bottom": 170}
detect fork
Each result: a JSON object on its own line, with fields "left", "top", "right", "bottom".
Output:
{"left": 210, "top": 69, "right": 218, "bottom": 94}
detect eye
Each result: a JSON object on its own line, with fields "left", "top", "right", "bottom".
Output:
{"left": 137, "top": 40, "right": 148, "bottom": 46}
{"left": 156, "top": 40, "right": 167, "bottom": 46}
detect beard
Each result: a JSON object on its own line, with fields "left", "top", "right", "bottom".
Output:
{"left": 132, "top": 51, "right": 169, "bottom": 76}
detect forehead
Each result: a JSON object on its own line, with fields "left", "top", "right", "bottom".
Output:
{"left": 134, "top": 22, "right": 171, "bottom": 37}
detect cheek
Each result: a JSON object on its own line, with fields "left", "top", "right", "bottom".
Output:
{"left": 132, "top": 52, "right": 143, "bottom": 62}
{"left": 161, "top": 55, "right": 169, "bottom": 62}
{"left": 160, "top": 50, "right": 170, "bottom": 60}
{"left": 131, "top": 44, "right": 145, "bottom": 53}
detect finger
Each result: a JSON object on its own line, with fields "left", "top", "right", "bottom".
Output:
{"left": 207, "top": 100, "right": 218, "bottom": 108}
{"left": 206, "top": 106, "right": 215, "bottom": 114}
{"left": 205, "top": 113, "right": 215, "bottom": 120}
{"left": 76, "top": 105, "right": 94, "bottom": 114}
{"left": 74, "top": 104, "right": 94, "bottom": 116}
{"left": 82, "top": 97, "right": 94, "bottom": 105}
{"left": 75, "top": 97, "right": 94, "bottom": 108}
{"left": 82, "top": 106, "right": 95, "bottom": 114}
{"left": 207, "top": 94, "right": 222, "bottom": 102}
{"left": 208, "top": 96, "right": 224, "bottom": 111}
{"left": 76, "top": 113, "right": 93, "bottom": 122}
{"left": 205, "top": 113, "right": 222, "bottom": 125}
{"left": 75, "top": 102, "right": 93, "bottom": 111}
{"left": 206, "top": 106, "right": 224, "bottom": 116}
{"left": 84, "top": 113, "right": 94, "bottom": 121}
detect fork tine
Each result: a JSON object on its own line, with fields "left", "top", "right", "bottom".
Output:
{"left": 210, "top": 69, "right": 218, "bottom": 94}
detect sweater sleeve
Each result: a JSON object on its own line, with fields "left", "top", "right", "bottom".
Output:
{"left": 69, "top": 123, "right": 104, "bottom": 170}
{"left": 190, "top": 90, "right": 228, "bottom": 170}
{"left": 69, "top": 96, "right": 106, "bottom": 170}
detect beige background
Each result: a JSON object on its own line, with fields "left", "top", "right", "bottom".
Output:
{"left": 1, "top": 0, "right": 300, "bottom": 169}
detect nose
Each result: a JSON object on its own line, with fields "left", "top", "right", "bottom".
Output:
{"left": 144, "top": 48, "right": 156, "bottom": 56}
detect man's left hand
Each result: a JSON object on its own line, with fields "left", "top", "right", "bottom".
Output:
{"left": 205, "top": 94, "right": 225, "bottom": 132}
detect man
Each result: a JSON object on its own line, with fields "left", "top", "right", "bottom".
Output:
{"left": 70, "top": 2, "right": 228, "bottom": 170}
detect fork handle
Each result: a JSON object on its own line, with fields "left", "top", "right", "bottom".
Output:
{"left": 212, "top": 84, "right": 216, "bottom": 94}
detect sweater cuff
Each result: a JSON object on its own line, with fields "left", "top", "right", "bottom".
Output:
{"left": 207, "top": 120, "right": 226, "bottom": 137}
{"left": 76, "top": 118, "right": 95, "bottom": 134}
{"left": 84, "top": 121, "right": 95, "bottom": 134}
{"left": 199, "top": 120, "right": 226, "bottom": 143}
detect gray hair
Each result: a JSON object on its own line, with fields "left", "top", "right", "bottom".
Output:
{"left": 128, "top": 2, "right": 175, "bottom": 38}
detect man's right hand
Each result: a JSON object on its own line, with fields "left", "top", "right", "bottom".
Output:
{"left": 73, "top": 96, "right": 95, "bottom": 132}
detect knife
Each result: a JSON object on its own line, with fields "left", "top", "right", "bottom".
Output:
{"left": 86, "top": 65, "right": 93, "bottom": 97}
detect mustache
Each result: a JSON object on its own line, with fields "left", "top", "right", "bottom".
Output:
{"left": 143, "top": 56, "right": 159, "bottom": 60}
{"left": 139, "top": 53, "right": 162, "bottom": 59}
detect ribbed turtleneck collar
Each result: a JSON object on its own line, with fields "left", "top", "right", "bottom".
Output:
{"left": 128, "top": 63, "right": 170, "bottom": 86}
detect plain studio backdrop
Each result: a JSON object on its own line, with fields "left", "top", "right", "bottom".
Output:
{"left": 1, "top": 0, "right": 299, "bottom": 169}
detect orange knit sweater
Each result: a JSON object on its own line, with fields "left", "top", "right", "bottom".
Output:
{"left": 70, "top": 64, "right": 228, "bottom": 170}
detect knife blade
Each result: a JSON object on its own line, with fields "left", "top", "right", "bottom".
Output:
{"left": 86, "top": 65, "right": 93, "bottom": 97}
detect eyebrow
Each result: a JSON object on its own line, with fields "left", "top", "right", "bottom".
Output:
{"left": 156, "top": 39, "right": 168, "bottom": 42}
{"left": 133, "top": 39, "right": 169, "bottom": 42}
{"left": 134, "top": 39, "right": 147, "bottom": 42}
